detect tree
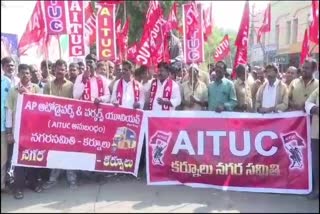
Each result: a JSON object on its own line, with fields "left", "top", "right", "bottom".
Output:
{"left": 114, "top": 1, "right": 186, "bottom": 44}
{"left": 203, "top": 27, "right": 237, "bottom": 68}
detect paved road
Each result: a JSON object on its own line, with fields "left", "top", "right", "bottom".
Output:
{"left": 1, "top": 175, "right": 319, "bottom": 213}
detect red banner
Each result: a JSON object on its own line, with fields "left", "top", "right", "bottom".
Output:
{"left": 213, "top": 34, "right": 230, "bottom": 62}
{"left": 68, "top": 1, "right": 85, "bottom": 57}
{"left": 300, "top": 29, "right": 310, "bottom": 66}
{"left": 135, "top": 1, "right": 166, "bottom": 65}
{"left": 146, "top": 111, "right": 311, "bottom": 194}
{"left": 43, "top": 0, "right": 68, "bottom": 35}
{"left": 96, "top": 4, "right": 117, "bottom": 61}
{"left": 183, "top": 3, "right": 205, "bottom": 64}
{"left": 18, "top": 1, "right": 46, "bottom": 56}
{"left": 12, "top": 94, "right": 144, "bottom": 176}
{"left": 84, "top": 2, "right": 96, "bottom": 46}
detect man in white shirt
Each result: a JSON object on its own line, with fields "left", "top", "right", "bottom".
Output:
{"left": 73, "top": 54, "right": 110, "bottom": 104}
{"left": 147, "top": 62, "right": 181, "bottom": 111}
{"left": 255, "top": 64, "right": 288, "bottom": 113}
{"left": 1, "top": 57, "right": 19, "bottom": 88}
{"left": 111, "top": 60, "right": 144, "bottom": 109}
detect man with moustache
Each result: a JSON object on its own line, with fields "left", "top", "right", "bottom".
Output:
{"left": 111, "top": 60, "right": 144, "bottom": 109}
{"left": 6, "top": 64, "right": 42, "bottom": 199}
{"left": 255, "top": 64, "right": 288, "bottom": 113}
{"left": 42, "top": 59, "right": 77, "bottom": 190}
{"left": 1, "top": 57, "right": 19, "bottom": 88}
{"left": 73, "top": 54, "right": 110, "bottom": 104}
{"left": 147, "top": 62, "right": 181, "bottom": 111}
{"left": 68, "top": 63, "right": 80, "bottom": 84}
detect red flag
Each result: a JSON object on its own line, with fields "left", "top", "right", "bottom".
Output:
{"left": 214, "top": 35, "right": 230, "bottom": 62}
{"left": 309, "top": 0, "right": 319, "bottom": 44}
{"left": 84, "top": 2, "right": 96, "bottom": 46}
{"left": 43, "top": 1, "right": 68, "bottom": 35}
{"left": 168, "top": 2, "right": 178, "bottom": 30}
{"left": 96, "top": 4, "right": 117, "bottom": 61}
{"left": 127, "top": 42, "right": 138, "bottom": 61}
{"left": 68, "top": 1, "right": 85, "bottom": 57}
{"left": 203, "top": 2, "right": 214, "bottom": 41}
{"left": 135, "top": 0, "right": 165, "bottom": 65}
{"left": 300, "top": 29, "right": 310, "bottom": 65}
{"left": 18, "top": 1, "right": 46, "bottom": 56}
{"left": 183, "top": 3, "right": 205, "bottom": 64}
{"left": 233, "top": 1, "right": 250, "bottom": 79}
{"left": 118, "top": 18, "right": 130, "bottom": 60}
{"left": 257, "top": 3, "right": 271, "bottom": 43}
{"left": 186, "top": 1, "right": 199, "bottom": 39}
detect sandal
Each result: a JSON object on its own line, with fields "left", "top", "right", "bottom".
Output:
{"left": 14, "top": 189, "right": 24, "bottom": 200}
{"left": 33, "top": 185, "right": 43, "bottom": 193}
{"left": 28, "top": 184, "right": 43, "bottom": 193}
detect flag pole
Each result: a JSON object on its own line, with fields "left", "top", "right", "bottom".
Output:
{"left": 57, "top": 35, "right": 62, "bottom": 59}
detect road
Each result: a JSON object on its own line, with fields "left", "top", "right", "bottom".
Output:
{"left": 1, "top": 174, "right": 319, "bottom": 213}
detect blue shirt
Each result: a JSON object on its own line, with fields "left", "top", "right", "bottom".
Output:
{"left": 208, "top": 77, "right": 237, "bottom": 111}
{"left": 1, "top": 75, "right": 11, "bottom": 132}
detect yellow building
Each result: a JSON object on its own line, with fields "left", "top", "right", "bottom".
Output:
{"left": 250, "top": 1, "right": 318, "bottom": 72}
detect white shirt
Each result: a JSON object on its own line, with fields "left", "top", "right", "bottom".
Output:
{"left": 262, "top": 79, "right": 279, "bottom": 108}
{"left": 111, "top": 79, "right": 145, "bottom": 109}
{"left": 73, "top": 73, "right": 111, "bottom": 102}
{"left": 150, "top": 78, "right": 181, "bottom": 111}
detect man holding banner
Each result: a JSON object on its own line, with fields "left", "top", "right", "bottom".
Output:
{"left": 111, "top": 60, "right": 144, "bottom": 109}
{"left": 6, "top": 64, "right": 42, "bottom": 199}
{"left": 208, "top": 61, "right": 237, "bottom": 112}
{"left": 42, "top": 59, "right": 78, "bottom": 190}
{"left": 148, "top": 62, "right": 181, "bottom": 111}
{"left": 73, "top": 54, "right": 110, "bottom": 104}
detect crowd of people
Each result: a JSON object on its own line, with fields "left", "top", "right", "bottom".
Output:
{"left": 1, "top": 50, "right": 319, "bottom": 200}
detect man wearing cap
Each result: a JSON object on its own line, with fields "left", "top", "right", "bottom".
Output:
{"left": 208, "top": 61, "right": 237, "bottom": 112}
{"left": 181, "top": 64, "right": 208, "bottom": 110}
{"left": 111, "top": 60, "right": 145, "bottom": 109}
{"left": 147, "top": 62, "right": 181, "bottom": 111}
{"left": 73, "top": 54, "right": 110, "bottom": 104}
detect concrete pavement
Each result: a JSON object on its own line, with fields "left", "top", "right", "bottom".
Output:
{"left": 1, "top": 175, "right": 319, "bottom": 213}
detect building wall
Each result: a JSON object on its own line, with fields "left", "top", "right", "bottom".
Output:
{"left": 250, "top": 1, "right": 318, "bottom": 70}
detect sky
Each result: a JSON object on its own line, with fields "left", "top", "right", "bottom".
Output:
{"left": 1, "top": 1, "right": 270, "bottom": 40}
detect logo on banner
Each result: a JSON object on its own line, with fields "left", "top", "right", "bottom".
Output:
{"left": 281, "top": 132, "right": 305, "bottom": 170}
{"left": 149, "top": 131, "right": 172, "bottom": 166}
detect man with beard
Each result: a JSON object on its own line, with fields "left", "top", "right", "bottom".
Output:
{"left": 147, "top": 62, "right": 181, "bottom": 111}
{"left": 6, "top": 64, "right": 42, "bottom": 199}
{"left": 68, "top": 63, "right": 80, "bottom": 84}
{"left": 288, "top": 59, "right": 318, "bottom": 111}
{"left": 73, "top": 54, "right": 110, "bottom": 104}
{"left": 42, "top": 59, "right": 77, "bottom": 190}
{"left": 111, "top": 60, "right": 144, "bottom": 109}
{"left": 1, "top": 57, "right": 19, "bottom": 88}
